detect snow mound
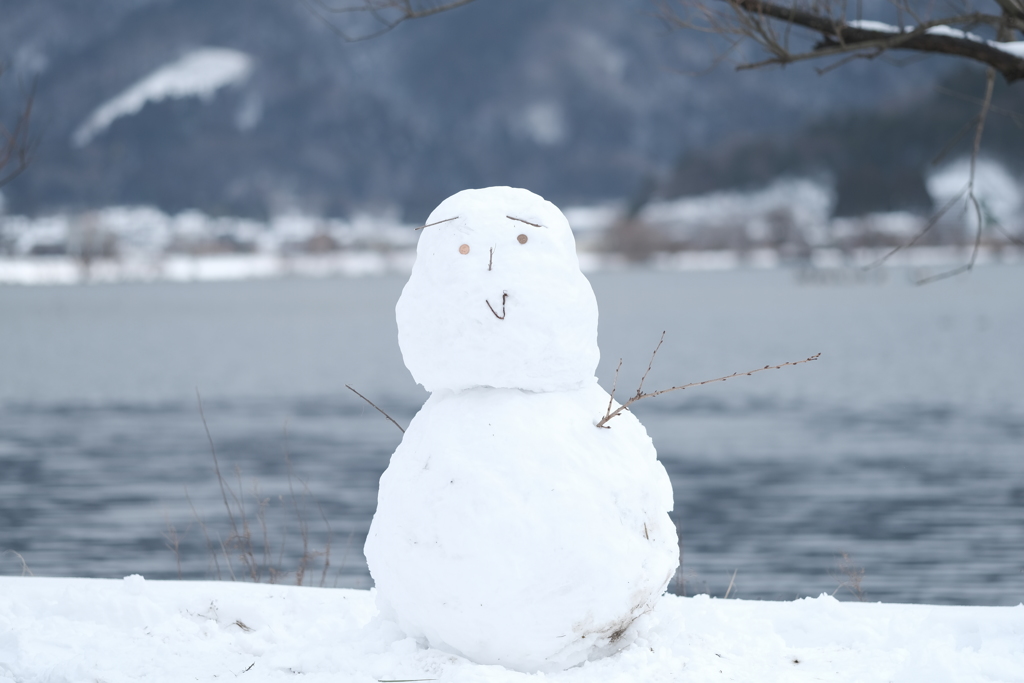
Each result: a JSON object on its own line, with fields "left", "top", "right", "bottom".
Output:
{"left": 364, "top": 385, "right": 678, "bottom": 672}
{"left": 73, "top": 48, "right": 253, "bottom": 147}
{"left": 374, "top": 187, "right": 676, "bottom": 672}
{"left": 2, "top": 577, "right": 1022, "bottom": 682}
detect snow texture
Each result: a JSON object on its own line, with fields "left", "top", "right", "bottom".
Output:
{"left": 994, "top": 41, "right": 1024, "bottom": 58}
{"left": 370, "top": 187, "right": 677, "bottom": 671}
{"left": 844, "top": 20, "right": 1024, "bottom": 60}
{"left": 927, "top": 157, "right": 1023, "bottom": 232}
{"left": 365, "top": 385, "right": 678, "bottom": 671}
{"left": 73, "top": 48, "right": 253, "bottom": 147}
{"left": 396, "top": 187, "right": 600, "bottom": 393}
{"left": 846, "top": 19, "right": 902, "bottom": 33}
{"left": 2, "top": 577, "right": 1022, "bottom": 683}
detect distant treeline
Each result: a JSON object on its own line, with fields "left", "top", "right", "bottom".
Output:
{"left": 666, "top": 68, "right": 1024, "bottom": 217}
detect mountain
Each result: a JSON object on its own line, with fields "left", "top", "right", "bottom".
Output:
{"left": 0, "top": 0, "right": 950, "bottom": 220}
{"left": 664, "top": 67, "right": 1024, "bottom": 216}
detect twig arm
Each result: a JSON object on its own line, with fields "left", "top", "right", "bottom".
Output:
{"left": 596, "top": 352, "right": 821, "bottom": 428}
{"left": 346, "top": 384, "right": 406, "bottom": 433}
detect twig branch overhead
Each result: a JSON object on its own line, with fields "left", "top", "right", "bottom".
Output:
{"left": 663, "top": 0, "right": 1024, "bottom": 82}
{"left": 300, "top": 0, "right": 477, "bottom": 40}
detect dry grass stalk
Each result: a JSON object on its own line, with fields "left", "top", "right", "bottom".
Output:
{"left": 723, "top": 568, "right": 738, "bottom": 598}
{"left": 184, "top": 390, "right": 334, "bottom": 586}
{"left": 1, "top": 549, "right": 33, "bottom": 576}
{"left": 831, "top": 552, "right": 866, "bottom": 601}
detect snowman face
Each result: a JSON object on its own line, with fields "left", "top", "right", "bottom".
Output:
{"left": 397, "top": 187, "right": 599, "bottom": 393}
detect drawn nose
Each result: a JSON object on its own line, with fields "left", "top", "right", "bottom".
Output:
{"left": 487, "top": 246, "right": 494, "bottom": 272}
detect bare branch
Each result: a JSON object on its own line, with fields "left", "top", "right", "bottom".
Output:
{"left": 866, "top": 184, "right": 969, "bottom": 268}
{"left": 597, "top": 351, "right": 821, "bottom": 429}
{"left": 664, "top": 0, "right": 1024, "bottom": 82}
{"left": 916, "top": 67, "right": 997, "bottom": 284}
{"left": 346, "top": 384, "right": 406, "bottom": 433}
{"left": 415, "top": 215, "right": 458, "bottom": 230}
{"left": 0, "top": 79, "right": 36, "bottom": 188}
{"left": 300, "top": 0, "right": 477, "bottom": 41}
{"left": 635, "top": 331, "right": 666, "bottom": 399}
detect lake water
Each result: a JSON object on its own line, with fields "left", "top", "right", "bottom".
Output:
{"left": 1, "top": 267, "right": 1022, "bottom": 605}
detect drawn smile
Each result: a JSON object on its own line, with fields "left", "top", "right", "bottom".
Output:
{"left": 486, "top": 292, "right": 508, "bottom": 320}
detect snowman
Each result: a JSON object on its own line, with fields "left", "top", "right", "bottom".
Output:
{"left": 364, "top": 187, "right": 678, "bottom": 672}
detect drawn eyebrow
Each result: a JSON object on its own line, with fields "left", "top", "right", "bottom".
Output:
{"left": 415, "top": 216, "right": 459, "bottom": 230}
{"left": 507, "top": 215, "right": 544, "bottom": 228}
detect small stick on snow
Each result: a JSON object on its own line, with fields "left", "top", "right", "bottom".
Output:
{"left": 414, "top": 216, "right": 458, "bottom": 230}
{"left": 596, "top": 337, "right": 820, "bottom": 428}
{"left": 346, "top": 384, "right": 405, "bottom": 433}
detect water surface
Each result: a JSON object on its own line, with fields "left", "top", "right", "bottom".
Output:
{"left": 1, "top": 267, "right": 1022, "bottom": 604}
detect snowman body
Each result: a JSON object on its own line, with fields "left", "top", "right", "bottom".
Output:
{"left": 364, "top": 187, "right": 678, "bottom": 672}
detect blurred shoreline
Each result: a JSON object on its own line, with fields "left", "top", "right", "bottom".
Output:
{"left": 2, "top": 245, "right": 1022, "bottom": 286}
{"left": 3, "top": 180, "right": 1022, "bottom": 285}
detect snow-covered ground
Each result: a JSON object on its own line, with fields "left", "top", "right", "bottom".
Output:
{"left": 1, "top": 577, "right": 1021, "bottom": 682}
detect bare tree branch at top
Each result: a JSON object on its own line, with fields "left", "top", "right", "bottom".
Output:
{"left": 300, "top": 0, "right": 478, "bottom": 40}
{"left": 660, "top": 0, "right": 1024, "bottom": 83}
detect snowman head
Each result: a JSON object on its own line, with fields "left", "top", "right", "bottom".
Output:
{"left": 397, "top": 187, "right": 599, "bottom": 393}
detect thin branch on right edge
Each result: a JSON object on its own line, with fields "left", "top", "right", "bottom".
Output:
{"left": 915, "top": 67, "right": 997, "bottom": 285}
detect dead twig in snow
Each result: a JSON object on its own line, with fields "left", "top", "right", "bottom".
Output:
{"left": 1, "top": 549, "right": 33, "bottom": 576}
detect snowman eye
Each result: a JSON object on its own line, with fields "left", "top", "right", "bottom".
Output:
{"left": 517, "top": 234, "right": 528, "bottom": 244}
{"left": 458, "top": 244, "right": 470, "bottom": 255}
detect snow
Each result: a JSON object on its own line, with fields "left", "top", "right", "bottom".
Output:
{"left": 396, "top": 187, "right": 600, "bottom": 393}
{"left": 924, "top": 25, "right": 986, "bottom": 42}
{"left": 375, "top": 188, "right": 676, "bottom": 671}
{"left": 365, "top": 385, "right": 677, "bottom": 671}
{"left": 2, "top": 169, "right": 1022, "bottom": 286}
{"left": 844, "top": 19, "right": 1024, "bottom": 60}
{"left": 846, "top": 19, "right": 902, "bottom": 33}
{"left": 72, "top": 48, "right": 253, "bottom": 147}
{"left": 994, "top": 41, "right": 1024, "bottom": 58}
{"left": 927, "top": 157, "right": 1023, "bottom": 232}
{"left": 636, "top": 178, "right": 834, "bottom": 248}
{"left": 2, "top": 577, "right": 1022, "bottom": 682}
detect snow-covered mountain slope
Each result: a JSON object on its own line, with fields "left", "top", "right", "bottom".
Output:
{"left": 0, "top": 0, "right": 946, "bottom": 218}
